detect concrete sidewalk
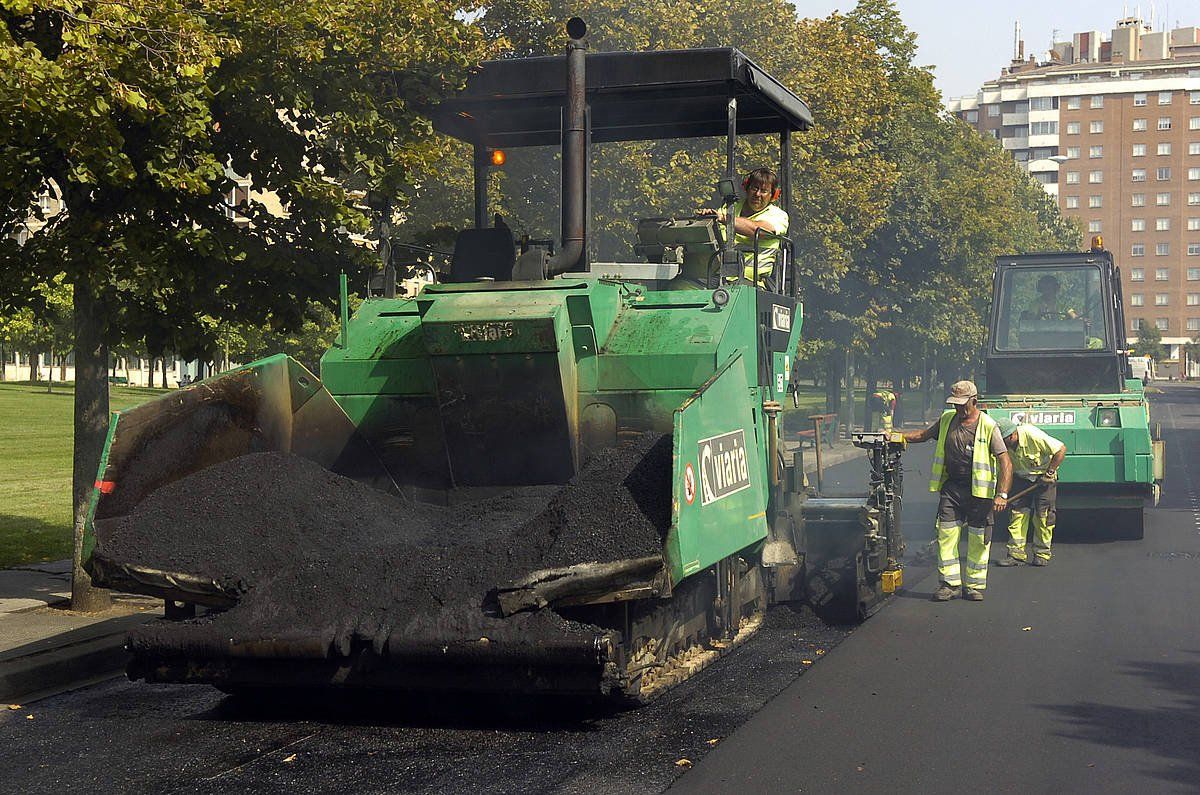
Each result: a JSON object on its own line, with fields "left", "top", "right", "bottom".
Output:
{"left": 0, "top": 560, "right": 160, "bottom": 704}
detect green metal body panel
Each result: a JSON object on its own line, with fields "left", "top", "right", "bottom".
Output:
{"left": 982, "top": 387, "right": 1156, "bottom": 509}
{"left": 319, "top": 277, "right": 803, "bottom": 585}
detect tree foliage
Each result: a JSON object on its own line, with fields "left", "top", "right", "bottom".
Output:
{"left": 1131, "top": 324, "right": 1167, "bottom": 361}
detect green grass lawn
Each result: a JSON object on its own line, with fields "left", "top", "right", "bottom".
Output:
{"left": 0, "top": 382, "right": 169, "bottom": 568}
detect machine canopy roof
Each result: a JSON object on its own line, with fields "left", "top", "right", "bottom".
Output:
{"left": 431, "top": 47, "right": 813, "bottom": 149}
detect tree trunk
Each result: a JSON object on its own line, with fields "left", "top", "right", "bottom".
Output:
{"left": 1, "top": 345, "right": 6, "bottom": 381}
{"left": 28, "top": 349, "right": 39, "bottom": 384}
{"left": 71, "top": 277, "right": 112, "bottom": 612}
{"left": 46, "top": 346, "right": 53, "bottom": 394}
{"left": 824, "top": 349, "right": 843, "bottom": 419}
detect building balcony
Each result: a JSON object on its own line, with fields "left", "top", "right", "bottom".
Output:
{"left": 1002, "top": 136, "right": 1030, "bottom": 151}
{"left": 1002, "top": 112, "right": 1030, "bottom": 126}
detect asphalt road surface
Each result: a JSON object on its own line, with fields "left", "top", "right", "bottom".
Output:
{"left": 3, "top": 387, "right": 1196, "bottom": 794}
{"left": 677, "top": 383, "right": 1200, "bottom": 794}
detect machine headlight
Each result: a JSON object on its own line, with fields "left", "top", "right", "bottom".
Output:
{"left": 1096, "top": 407, "right": 1120, "bottom": 427}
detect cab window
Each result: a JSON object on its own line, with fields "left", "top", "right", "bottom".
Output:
{"left": 994, "top": 266, "right": 1108, "bottom": 351}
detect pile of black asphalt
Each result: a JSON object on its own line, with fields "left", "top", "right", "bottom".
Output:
{"left": 92, "top": 433, "right": 672, "bottom": 659}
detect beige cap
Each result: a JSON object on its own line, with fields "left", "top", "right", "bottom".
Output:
{"left": 945, "top": 380, "right": 978, "bottom": 405}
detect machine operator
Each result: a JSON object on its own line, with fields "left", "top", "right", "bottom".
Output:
{"left": 890, "top": 380, "right": 1012, "bottom": 602}
{"left": 993, "top": 417, "right": 1066, "bottom": 567}
{"left": 697, "top": 167, "right": 789, "bottom": 290}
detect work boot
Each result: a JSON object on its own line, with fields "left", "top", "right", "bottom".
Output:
{"left": 995, "top": 556, "right": 1025, "bottom": 567}
{"left": 932, "top": 583, "right": 958, "bottom": 601}
{"left": 1030, "top": 556, "right": 1049, "bottom": 567}
{"left": 964, "top": 588, "right": 984, "bottom": 602}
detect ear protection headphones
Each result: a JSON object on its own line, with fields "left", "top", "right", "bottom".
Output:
{"left": 742, "top": 169, "right": 781, "bottom": 202}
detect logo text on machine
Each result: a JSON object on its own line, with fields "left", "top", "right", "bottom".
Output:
{"left": 1011, "top": 410, "right": 1076, "bottom": 425}
{"left": 698, "top": 429, "right": 751, "bottom": 506}
{"left": 455, "top": 321, "right": 515, "bottom": 342}
{"left": 771, "top": 304, "right": 792, "bottom": 333}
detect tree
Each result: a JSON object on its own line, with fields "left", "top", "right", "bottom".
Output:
{"left": 1, "top": 0, "right": 495, "bottom": 609}
{"left": 1131, "top": 324, "right": 1167, "bottom": 361}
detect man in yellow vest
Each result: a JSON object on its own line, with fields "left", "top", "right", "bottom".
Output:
{"left": 870, "top": 386, "right": 897, "bottom": 432}
{"left": 993, "top": 417, "right": 1066, "bottom": 567}
{"left": 697, "top": 168, "right": 789, "bottom": 290}
{"left": 891, "top": 380, "right": 1012, "bottom": 601}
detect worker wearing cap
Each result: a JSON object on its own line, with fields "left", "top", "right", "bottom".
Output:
{"left": 891, "top": 380, "right": 1012, "bottom": 601}
{"left": 994, "top": 418, "right": 1066, "bottom": 567}
{"left": 697, "top": 167, "right": 789, "bottom": 289}
{"left": 871, "top": 386, "right": 897, "bottom": 432}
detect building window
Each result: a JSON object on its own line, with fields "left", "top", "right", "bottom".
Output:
{"left": 1030, "top": 97, "right": 1056, "bottom": 111}
{"left": 1088, "top": 220, "right": 1102, "bottom": 233}
{"left": 1191, "top": 168, "right": 1200, "bottom": 181}
{"left": 1189, "top": 294, "right": 1200, "bottom": 306}
{"left": 1191, "top": 193, "right": 1200, "bottom": 205}
{"left": 1132, "top": 318, "right": 1144, "bottom": 331}
{"left": 1135, "top": 93, "right": 1148, "bottom": 106}
{"left": 1189, "top": 318, "right": 1200, "bottom": 331}
{"left": 1159, "top": 142, "right": 1173, "bottom": 156}
{"left": 1192, "top": 118, "right": 1200, "bottom": 131}
{"left": 1157, "top": 218, "right": 1172, "bottom": 231}
{"left": 1090, "top": 120, "right": 1104, "bottom": 133}
{"left": 1134, "top": 118, "right": 1148, "bottom": 131}
{"left": 1159, "top": 117, "right": 1173, "bottom": 130}
{"left": 1132, "top": 219, "right": 1146, "bottom": 231}
{"left": 1088, "top": 195, "right": 1102, "bottom": 208}
{"left": 1131, "top": 293, "right": 1145, "bottom": 306}
{"left": 1133, "top": 247, "right": 1147, "bottom": 259}
{"left": 1067, "top": 171, "right": 1081, "bottom": 184}
{"left": 1066, "top": 146, "right": 1081, "bottom": 159}
{"left": 1065, "top": 195, "right": 1080, "bottom": 209}
{"left": 1133, "top": 266, "right": 1146, "bottom": 278}
{"left": 1158, "top": 192, "right": 1172, "bottom": 206}
{"left": 1089, "top": 145, "right": 1103, "bottom": 158}
{"left": 1190, "top": 218, "right": 1200, "bottom": 231}
{"left": 988, "top": 105, "right": 1000, "bottom": 117}
{"left": 1157, "top": 167, "right": 1172, "bottom": 181}
{"left": 1156, "top": 318, "right": 1169, "bottom": 331}
{"left": 1031, "top": 121, "right": 1058, "bottom": 135}
{"left": 1192, "top": 142, "right": 1200, "bottom": 155}
{"left": 1133, "top": 193, "right": 1147, "bottom": 206}
{"left": 1091, "top": 95, "right": 1104, "bottom": 108}
{"left": 1133, "top": 143, "right": 1147, "bottom": 156}
{"left": 966, "top": 110, "right": 978, "bottom": 123}
{"left": 1157, "top": 246, "right": 1171, "bottom": 259}
{"left": 1133, "top": 169, "right": 1147, "bottom": 182}
{"left": 1156, "top": 294, "right": 1170, "bottom": 306}
{"left": 1160, "top": 91, "right": 1173, "bottom": 105}
{"left": 1067, "top": 121, "right": 1081, "bottom": 134}
{"left": 1090, "top": 170, "right": 1104, "bottom": 183}
{"left": 1190, "top": 268, "right": 1200, "bottom": 280}
{"left": 1067, "top": 96, "right": 1081, "bottom": 109}
{"left": 1190, "top": 242, "right": 1200, "bottom": 255}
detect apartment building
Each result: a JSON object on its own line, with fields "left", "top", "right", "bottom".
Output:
{"left": 948, "top": 17, "right": 1200, "bottom": 376}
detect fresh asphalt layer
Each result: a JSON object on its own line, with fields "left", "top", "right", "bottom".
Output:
{"left": 676, "top": 383, "right": 1200, "bottom": 794}
{"left": 3, "top": 391, "right": 1196, "bottom": 794}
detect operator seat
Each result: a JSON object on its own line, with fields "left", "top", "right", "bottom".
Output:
{"left": 448, "top": 222, "right": 516, "bottom": 283}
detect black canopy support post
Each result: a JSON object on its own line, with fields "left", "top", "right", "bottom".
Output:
{"left": 780, "top": 130, "right": 795, "bottom": 298}
{"left": 473, "top": 144, "right": 489, "bottom": 228}
{"left": 722, "top": 97, "right": 739, "bottom": 279}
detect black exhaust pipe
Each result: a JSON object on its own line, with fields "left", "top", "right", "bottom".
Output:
{"left": 546, "top": 17, "right": 587, "bottom": 276}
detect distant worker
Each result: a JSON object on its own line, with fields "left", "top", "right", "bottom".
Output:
{"left": 1035, "top": 274, "right": 1076, "bottom": 320}
{"left": 994, "top": 418, "right": 1066, "bottom": 567}
{"left": 890, "top": 380, "right": 1012, "bottom": 601}
{"left": 870, "top": 386, "right": 897, "bottom": 432}
{"left": 697, "top": 167, "right": 789, "bottom": 290}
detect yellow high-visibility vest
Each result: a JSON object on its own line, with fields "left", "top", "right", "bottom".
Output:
{"left": 929, "top": 410, "right": 999, "bottom": 498}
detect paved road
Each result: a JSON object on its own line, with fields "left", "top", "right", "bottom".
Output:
{"left": 4, "top": 388, "right": 1194, "bottom": 794}
{"left": 676, "top": 383, "right": 1200, "bottom": 794}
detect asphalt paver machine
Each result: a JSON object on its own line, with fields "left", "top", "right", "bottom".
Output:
{"left": 982, "top": 244, "right": 1164, "bottom": 539}
{"left": 83, "top": 21, "right": 905, "bottom": 701}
